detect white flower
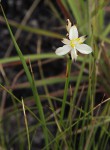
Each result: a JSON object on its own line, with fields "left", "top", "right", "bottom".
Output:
{"left": 55, "top": 19, "right": 92, "bottom": 60}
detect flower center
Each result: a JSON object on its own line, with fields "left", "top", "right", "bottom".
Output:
{"left": 70, "top": 38, "right": 81, "bottom": 48}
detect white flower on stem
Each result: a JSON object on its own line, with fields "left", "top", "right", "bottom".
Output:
{"left": 55, "top": 19, "right": 92, "bottom": 61}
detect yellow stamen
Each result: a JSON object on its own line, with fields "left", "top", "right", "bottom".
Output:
{"left": 70, "top": 38, "right": 81, "bottom": 48}
{"left": 70, "top": 40, "right": 75, "bottom": 47}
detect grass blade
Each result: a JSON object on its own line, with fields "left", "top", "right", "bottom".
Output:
{"left": 0, "top": 4, "right": 49, "bottom": 149}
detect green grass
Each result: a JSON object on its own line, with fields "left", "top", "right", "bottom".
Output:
{"left": 0, "top": 0, "right": 110, "bottom": 149}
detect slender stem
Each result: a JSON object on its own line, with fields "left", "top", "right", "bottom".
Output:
{"left": 0, "top": 4, "right": 49, "bottom": 149}
{"left": 60, "top": 57, "right": 72, "bottom": 123}
{"left": 22, "top": 98, "right": 31, "bottom": 150}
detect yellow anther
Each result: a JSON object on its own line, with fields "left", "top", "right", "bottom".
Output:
{"left": 70, "top": 38, "right": 80, "bottom": 48}
{"left": 70, "top": 40, "right": 75, "bottom": 48}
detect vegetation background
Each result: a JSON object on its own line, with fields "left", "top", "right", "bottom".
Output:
{"left": 0, "top": 0, "right": 110, "bottom": 150}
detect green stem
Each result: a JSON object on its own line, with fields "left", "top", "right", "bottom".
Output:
{"left": 60, "top": 57, "right": 72, "bottom": 123}
{"left": 0, "top": 4, "right": 49, "bottom": 149}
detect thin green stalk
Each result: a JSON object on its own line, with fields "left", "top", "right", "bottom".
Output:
{"left": 60, "top": 57, "right": 72, "bottom": 123}
{"left": 0, "top": 54, "right": 90, "bottom": 65}
{"left": 72, "top": 58, "right": 86, "bottom": 103}
{"left": 22, "top": 98, "right": 31, "bottom": 150}
{"left": 0, "top": 4, "right": 49, "bottom": 149}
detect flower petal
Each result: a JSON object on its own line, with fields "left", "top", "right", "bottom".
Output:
{"left": 71, "top": 48, "right": 78, "bottom": 61}
{"left": 66, "top": 19, "right": 72, "bottom": 32}
{"left": 78, "top": 35, "right": 87, "bottom": 43}
{"left": 76, "top": 44, "right": 92, "bottom": 54}
{"left": 55, "top": 45, "right": 71, "bottom": 56}
{"left": 62, "top": 38, "right": 70, "bottom": 45}
{"left": 69, "top": 25, "right": 78, "bottom": 40}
